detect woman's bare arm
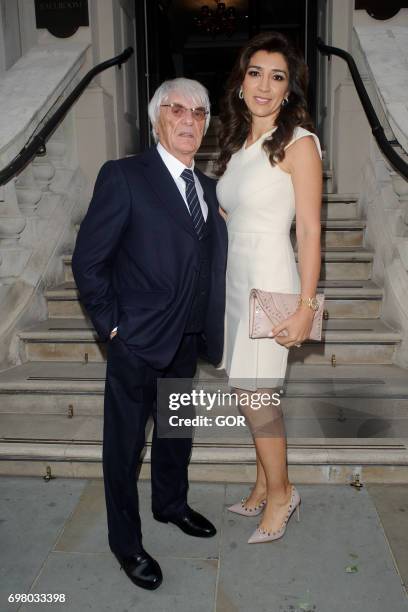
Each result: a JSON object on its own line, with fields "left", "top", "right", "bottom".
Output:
{"left": 286, "top": 136, "right": 322, "bottom": 300}
{"left": 272, "top": 136, "right": 322, "bottom": 347}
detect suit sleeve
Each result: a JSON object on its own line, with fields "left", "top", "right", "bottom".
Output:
{"left": 71, "top": 160, "right": 131, "bottom": 341}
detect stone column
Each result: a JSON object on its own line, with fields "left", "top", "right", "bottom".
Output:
{"left": 0, "top": 181, "right": 30, "bottom": 283}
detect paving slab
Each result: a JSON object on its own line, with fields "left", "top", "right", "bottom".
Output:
{"left": 19, "top": 552, "right": 218, "bottom": 612}
{"left": 367, "top": 484, "right": 408, "bottom": 592}
{"left": 0, "top": 477, "right": 87, "bottom": 612}
{"left": 56, "top": 479, "right": 225, "bottom": 560}
{"left": 54, "top": 479, "right": 108, "bottom": 554}
{"left": 218, "top": 484, "right": 408, "bottom": 612}
{"left": 2, "top": 478, "right": 408, "bottom": 612}
{"left": 144, "top": 481, "right": 225, "bottom": 559}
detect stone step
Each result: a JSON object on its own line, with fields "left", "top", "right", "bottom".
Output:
{"left": 70, "top": 196, "right": 362, "bottom": 256}
{"left": 301, "top": 220, "right": 365, "bottom": 248}
{"left": 288, "top": 317, "right": 400, "bottom": 366}
{"left": 291, "top": 219, "right": 365, "bottom": 248}
{"left": 318, "top": 279, "right": 382, "bottom": 318}
{"left": 18, "top": 317, "right": 400, "bottom": 363}
{"left": 2, "top": 409, "right": 408, "bottom": 446}
{"left": 2, "top": 361, "right": 407, "bottom": 480}
{"left": 196, "top": 156, "right": 334, "bottom": 184}
{"left": 196, "top": 149, "right": 331, "bottom": 172}
{"left": 195, "top": 151, "right": 221, "bottom": 162}
{"left": 312, "top": 247, "right": 373, "bottom": 281}
{"left": 62, "top": 247, "right": 374, "bottom": 283}
{"left": 321, "top": 194, "right": 359, "bottom": 220}
{"left": 72, "top": 218, "right": 365, "bottom": 248}
{"left": 45, "top": 279, "right": 383, "bottom": 320}
{"left": 0, "top": 435, "right": 407, "bottom": 482}
{"left": 1, "top": 362, "right": 407, "bottom": 417}
{"left": 196, "top": 149, "right": 332, "bottom": 166}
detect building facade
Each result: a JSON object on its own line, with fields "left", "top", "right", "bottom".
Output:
{"left": 0, "top": 0, "right": 408, "bottom": 481}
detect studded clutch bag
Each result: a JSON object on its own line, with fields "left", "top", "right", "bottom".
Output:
{"left": 249, "top": 289, "right": 325, "bottom": 341}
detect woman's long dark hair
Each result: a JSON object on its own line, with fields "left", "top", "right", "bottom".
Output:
{"left": 215, "top": 31, "right": 314, "bottom": 176}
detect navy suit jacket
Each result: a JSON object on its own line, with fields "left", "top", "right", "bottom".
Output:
{"left": 72, "top": 147, "right": 228, "bottom": 369}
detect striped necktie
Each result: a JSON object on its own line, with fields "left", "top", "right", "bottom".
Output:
{"left": 180, "top": 168, "right": 205, "bottom": 240}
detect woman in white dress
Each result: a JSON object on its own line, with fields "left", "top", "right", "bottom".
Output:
{"left": 216, "top": 32, "right": 322, "bottom": 543}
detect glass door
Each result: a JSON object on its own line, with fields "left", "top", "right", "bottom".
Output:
{"left": 135, "top": 0, "right": 326, "bottom": 150}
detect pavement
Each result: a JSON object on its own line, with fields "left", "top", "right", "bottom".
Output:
{"left": 1, "top": 477, "right": 408, "bottom": 612}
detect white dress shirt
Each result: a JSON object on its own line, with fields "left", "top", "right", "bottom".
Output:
{"left": 157, "top": 142, "right": 208, "bottom": 221}
{"left": 111, "top": 143, "right": 209, "bottom": 336}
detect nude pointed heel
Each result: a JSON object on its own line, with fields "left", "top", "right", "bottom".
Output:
{"left": 296, "top": 501, "right": 300, "bottom": 522}
{"left": 247, "top": 485, "right": 301, "bottom": 544}
{"left": 227, "top": 496, "right": 266, "bottom": 517}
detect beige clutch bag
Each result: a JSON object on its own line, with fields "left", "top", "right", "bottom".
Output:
{"left": 249, "top": 289, "right": 325, "bottom": 341}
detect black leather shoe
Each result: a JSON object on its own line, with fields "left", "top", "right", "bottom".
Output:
{"left": 154, "top": 506, "right": 216, "bottom": 538}
{"left": 114, "top": 550, "right": 162, "bottom": 590}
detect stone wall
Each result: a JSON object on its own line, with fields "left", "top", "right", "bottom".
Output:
{"left": 351, "top": 22, "right": 408, "bottom": 366}
{"left": 0, "top": 42, "right": 90, "bottom": 368}
{"left": 325, "top": 4, "right": 408, "bottom": 194}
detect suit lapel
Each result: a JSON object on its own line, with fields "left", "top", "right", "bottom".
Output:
{"left": 140, "top": 148, "right": 196, "bottom": 238}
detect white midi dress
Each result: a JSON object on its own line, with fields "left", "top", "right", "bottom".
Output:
{"left": 216, "top": 126, "right": 322, "bottom": 390}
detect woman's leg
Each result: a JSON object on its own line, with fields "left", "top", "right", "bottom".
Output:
{"left": 240, "top": 449, "right": 267, "bottom": 508}
{"left": 254, "top": 433, "right": 292, "bottom": 532}
{"left": 237, "top": 387, "right": 293, "bottom": 528}
{"left": 232, "top": 388, "right": 265, "bottom": 508}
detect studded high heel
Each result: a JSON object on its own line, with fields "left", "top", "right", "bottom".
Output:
{"left": 247, "top": 485, "right": 300, "bottom": 543}
{"left": 227, "top": 494, "right": 267, "bottom": 517}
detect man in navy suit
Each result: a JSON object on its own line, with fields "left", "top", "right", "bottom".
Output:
{"left": 72, "top": 78, "right": 227, "bottom": 590}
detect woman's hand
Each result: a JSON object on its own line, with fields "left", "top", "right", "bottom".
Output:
{"left": 268, "top": 305, "right": 315, "bottom": 348}
{"left": 219, "top": 206, "right": 227, "bottom": 220}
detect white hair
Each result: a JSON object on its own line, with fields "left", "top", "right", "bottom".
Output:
{"left": 148, "top": 77, "right": 211, "bottom": 142}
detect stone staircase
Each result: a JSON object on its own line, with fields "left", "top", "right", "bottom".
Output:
{"left": 1, "top": 126, "right": 408, "bottom": 483}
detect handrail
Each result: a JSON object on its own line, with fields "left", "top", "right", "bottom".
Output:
{"left": 0, "top": 47, "right": 134, "bottom": 186}
{"left": 317, "top": 38, "right": 408, "bottom": 181}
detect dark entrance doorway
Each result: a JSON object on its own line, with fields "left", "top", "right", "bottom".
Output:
{"left": 136, "top": 0, "right": 323, "bottom": 150}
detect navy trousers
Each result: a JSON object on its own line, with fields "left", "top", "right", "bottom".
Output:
{"left": 103, "top": 333, "right": 197, "bottom": 556}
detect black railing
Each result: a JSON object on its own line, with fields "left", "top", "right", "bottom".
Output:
{"left": 317, "top": 38, "right": 408, "bottom": 181}
{"left": 0, "top": 47, "right": 134, "bottom": 186}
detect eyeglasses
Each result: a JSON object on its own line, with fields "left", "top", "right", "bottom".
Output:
{"left": 160, "top": 103, "right": 209, "bottom": 121}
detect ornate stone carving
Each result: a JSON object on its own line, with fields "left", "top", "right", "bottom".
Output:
{"left": 31, "top": 154, "right": 56, "bottom": 191}
{"left": 47, "top": 138, "right": 67, "bottom": 169}
{"left": 0, "top": 182, "right": 30, "bottom": 283}
{"left": 391, "top": 173, "right": 408, "bottom": 227}
{"left": 0, "top": 183, "right": 26, "bottom": 246}
{"left": 15, "top": 166, "right": 43, "bottom": 216}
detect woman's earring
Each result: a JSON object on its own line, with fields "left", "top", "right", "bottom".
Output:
{"left": 238, "top": 87, "right": 244, "bottom": 100}
{"left": 281, "top": 96, "right": 289, "bottom": 107}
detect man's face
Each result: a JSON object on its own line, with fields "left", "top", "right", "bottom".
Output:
{"left": 155, "top": 92, "right": 207, "bottom": 165}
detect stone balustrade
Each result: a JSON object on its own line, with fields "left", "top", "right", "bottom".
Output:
{"left": 391, "top": 168, "right": 408, "bottom": 229}
{"left": 353, "top": 25, "right": 408, "bottom": 230}
{"left": 352, "top": 25, "right": 408, "bottom": 367}
{"left": 0, "top": 41, "right": 90, "bottom": 367}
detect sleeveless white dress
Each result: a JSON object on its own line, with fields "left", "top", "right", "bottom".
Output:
{"left": 216, "top": 126, "right": 322, "bottom": 390}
